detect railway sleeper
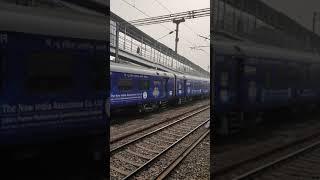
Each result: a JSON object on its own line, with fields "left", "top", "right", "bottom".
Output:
{"left": 135, "top": 144, "right": 162, "bottom": 154}
{"left": 143, "top": 140, "right": 168, "bottom": 149}
{"left": 125, "top": 149, "right": 152, "bottom": 160}
{"left": 114, "top": 155, "right": 144, "bottom": 167}
{"left": 110, "top": 165, "right": 130, "bottom": 176}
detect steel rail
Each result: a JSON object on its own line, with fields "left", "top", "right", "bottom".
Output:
{"left": 214, "top": 130, "right": 320, "bottom": 178}
{"left": 110, "top": 106, "right": 209, "bottom": 152}
{"left": 110, "top": 104, "right": 210, "bottom": 144}
{"left": 122, "top": 118, "right": 210, "bottom": 180}
{"left": 233, "top": 140, "right": 320, "bottom": 180}
{"left": 155, "top": 129, "right": 210, "bottom": 180}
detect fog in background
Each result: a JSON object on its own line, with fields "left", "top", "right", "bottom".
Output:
{"left": 111, "top": 0, "right": 210, "bottom": 72}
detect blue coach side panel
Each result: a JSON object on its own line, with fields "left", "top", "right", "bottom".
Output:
{"left": 175, "top": 74, "right": 186, "bottom": 97}
{"left": 110, "top": 63, "right": 175, "bottom": 108}
{"left": 0, "top": 32, "right": 107, "bottom": 146}
{"left": 214, "top": 54, "right": 239, "bottom": 113}
{"left": 185, "top": 75, "right": 209, "bottom": 97}
{"left": 214, "top": 40, "right": 320, "bottom": 115}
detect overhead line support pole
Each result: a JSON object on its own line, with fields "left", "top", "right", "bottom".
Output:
{"left": 173, "top": 18, "right": 185, "bottom": 53}
{"left": 313, "top": 12, "right": 317, "bottom": 34}
{"left": 115, "top": 22, "right": 120, "bottom": 63}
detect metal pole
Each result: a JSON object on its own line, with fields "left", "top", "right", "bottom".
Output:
{"left": 124, "top": 26, "right": 126, "bottom": 50}
{"left": 173, "top": 18, "right": 185, "bottom": 53}
{"left": 217, "top": 0, "right": 220, "bottom": 29}
{"left": 159, "top": 47, "right": 162, "bottom": 64}
{"left": 233, "top": 4, "right": 236, "bottom": 32}
{"left": 222, "top": 0, "right": 226, "bottom": 30}
{"left": 313, "top": 12, "right": 317, "bottom": 33}
{"left": 175, "top": 23, "right": 179, "bottom": 53}
{"left": 130, "top": 37, "right": 133, "bottom": 52}
{"left": 115, "top": 22, "right": 120, "bottom": 63}
{"left": 141, "top": 36, "right": 143, "bottom": 56}
{"left": 254, "top": 2, "right": 257, "bottom": 29}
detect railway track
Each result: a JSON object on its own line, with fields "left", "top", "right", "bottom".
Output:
{"left": 214, "top": 124, "right": 320, "bottom": 180}
{"left": 155, "top": 129, "right": 210, "bottom": 180}
{"left": 110, "top": 104, "right": 210, "bottom": 148}
{"left": 234, "top": 139, "right": 320, "bottom": 180}
{"left": 110, "top": 109, "right": 210, "bottom": 179}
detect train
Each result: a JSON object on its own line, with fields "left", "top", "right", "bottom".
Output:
{"left": 110, "top": 61, "right": 210, "bottom": 113}
{"left": 213, "top": 40, "right": 320, "bottom": 135}
{"left": 0, "top": 1, "right": 108, "bottom": 166}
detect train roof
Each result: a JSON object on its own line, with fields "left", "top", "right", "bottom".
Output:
{"left": 174, "top": 73, "right": 210, "bottom": 82}
{"left": 0, "top": 2, "right": 105, "bottom": 40}
{"left": 185, "top": 74, "right": 210, "bottom": 82}
{"left": 111, "top": 62, "right": 175, "bottom": 78}
{"left": 214, "top": 40, "right": 320, "bottom": 64}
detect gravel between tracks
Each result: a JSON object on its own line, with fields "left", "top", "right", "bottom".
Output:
{"left": 110, "top": 103, "right": 210, "bottom": 149}
{"left": 167, "top": 135, "right": 210, "bottom": 180}
{"left": 110, "top": 100, "right": 209, "bottom": 139}
{"left": 246, "top": 143, "right": 320, "bottom": 180}
{"left": 214, "top": 117, "right": 320, "bottom": 180}
{"left": 131, "top": 111, "right": 210, "bottom": 179}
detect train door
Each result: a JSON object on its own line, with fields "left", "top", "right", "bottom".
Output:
{"left": 235, "top": 57, "right": 245, "bottom": 110}
{"left": 184, "top": 79, "right": 187, "bottom": 97}
{"left": 243, "top": 62, "right": 258, "bottom": 107}
{"left": 164, "top": 77, "right": 169, "bottom": 98}
{"left": 173, "top": 75, "right": 177, "bottom": 97}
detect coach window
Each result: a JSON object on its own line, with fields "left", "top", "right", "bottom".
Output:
{"left": 138, "top": 80, "right": 150, "bottom": 90}
{"left": 26, "top": 52, "right": 73, "bottom": 93}
{"left": 118, "top": 79, "right": 133, "bottom": 91}
{"left": 154, "top": 80, "right": 161, "bottom": 87}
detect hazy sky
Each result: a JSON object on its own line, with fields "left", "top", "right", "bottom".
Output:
{"left": 262, "top": 0, "right": 320, "bottom": 34}
{"left": 110, "top": 0, "right": 319, "bottom": 72}
{"left": 110, "top": 0, "right": 210, "bottom": 72}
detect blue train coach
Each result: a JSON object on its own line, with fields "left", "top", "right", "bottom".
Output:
{"left": 213, "top": 40, "right": 320, "bottom": 135}
{"left": 111, "top": 62, "right": 210, "bottom": 113}
{"left": 111, "top": 62, "right": 175, "bottom": 112}
{"left": 0, "top": 3, "right": 108, "bottom": 150}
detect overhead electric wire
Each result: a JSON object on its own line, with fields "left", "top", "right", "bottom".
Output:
{"left": 120, "top": 0, "right": 197, "bottom": 50}
{"left": 157, "top": 30, "right": 175, "bottom": 40}
{"left": 132, "top": 0, "right": 209, "bottom": 54}
{"left": 119, "top": 0, "right": 208, "bottom": 71}
{"left": 148, "top": 0, "right": 210, "bottom": 42}
{"left": 190, "top": 45, "right": 210, "bottom": 48}
{"left": 119, "top": 0, "right": 174, "bottom": 32}
{"left": 129, "top": 13, "right": 210, "bottom": 26}
{"left": 129, "top": 8, "right": 210, "bottom": 26}
{"left": 198, "top": 34, "right": 210, "bottom": 41}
